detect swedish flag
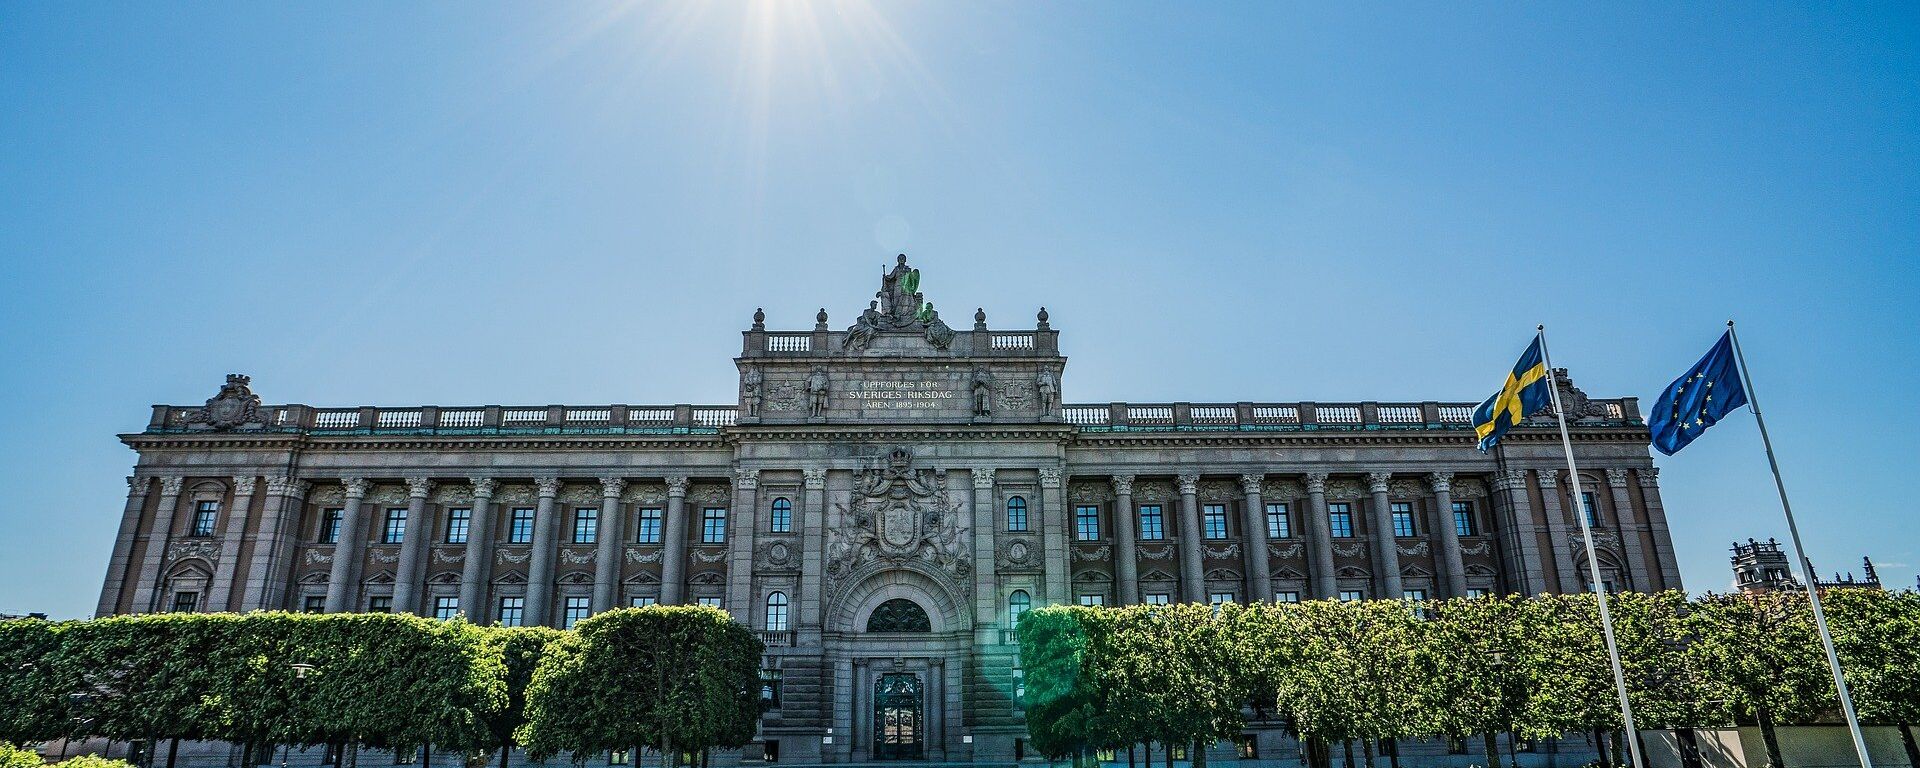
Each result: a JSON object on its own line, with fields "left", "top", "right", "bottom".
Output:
{"left": 1648, "top": 331, "right": 1749, "bottom": 455}
{"left": 1472, "top": 336, "right": 1554, "bottom": 452}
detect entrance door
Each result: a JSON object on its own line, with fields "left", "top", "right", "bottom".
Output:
{"left": 872, "top": 672, "right": 924, "bottom": 760}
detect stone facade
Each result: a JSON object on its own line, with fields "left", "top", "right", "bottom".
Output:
{"left": 100, "top": 256, "right": 1680, "bottom": 764}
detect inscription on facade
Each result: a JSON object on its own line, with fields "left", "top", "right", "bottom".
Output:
{"left": 846, "top": 380, "right": 957, "bottom": 410}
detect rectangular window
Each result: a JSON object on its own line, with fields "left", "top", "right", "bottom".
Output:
{"left": 368, "top": 596, "right": 393, "bottom": 614}
{"left": 701, "top": 508, "right": 728, "bottom": 543}
{"left": 191, "top": 500, "right": 219, "bottom": 537}
{"left": 608, "top": 751, "right": 630, "bottom": 767}
{"left": 170, "top": 592, "right": 199, "bottom": 613}
{"left": 1452, "top": 501, "right": 1477, "bottom": 537}
{"left": 562, "top": 597, "right": 591, "bottom": 629}
{"left": 1236, "top": 735, "right": 1259, "bottom": 760}
{"left": 630, "top": 596, "right": 657, "bottom": 608}
{"left": 1275, "top": 592, "right": 1300, "bottom": 603}
{"left": 1390, "top": 502, "right": 1416, "bottom": 537}
{"left": 1402, "top": 589, "right": 1427, "bottom": 602}
{"left": 761, "top": 668, "right": 784, "bottom": 706}
{"left": 635, "top": 508, "right": 663, "bottom": 543}
{"left": 320, "top": 509, "right": 343, "bottom": 544}
{"left": 1580, "top": 492, "right": 1600, "bottom": 527}
{"left": 1006, "top": 496, "right": 1029, "bottom": 532}
{"left": 1265, "top": 503, "right": 1291, "bottom": 539}
{"left": 1144, "top": 593, "right": 1170, "bottom": 605}
{"left": 508, "top": 508, "right": 535, "bottom": 544}
{"left": 393, "top": 748, "right": 418, "bottom": 765}
{"left": 1202, "top": 504, "right": 1228, "bottom": 540}
{"left": 1208, "top": 592, "right": 1235, "bottom": 606}
{"left": 1329, "top": 503, "right": 1354, "bottom": 538}
{"left": 303, "top": 595, "right": 326, "bottom": 613}
{"left": 1074, "top": 505, "right": 1100, "bottom": 541}
{"left": 445, "top": 508, "right": 471, "bottom": 544}
{"left": 769, "top": 498, "right": 792, "bottom": 533}
{"left": 1138, "top": 505, "right": 1165, "bottom": 540}
{"left": 1465, "top": 588, "right": 1490, "bottom": 599}
{"left": 433, "top": 597, "right": 459, "bottom": 621}
{"left": 573, "top": 508, "right": 598, "bottom": 544}
{"left": 1339, "top": 590, "right": 1364, "bottom": 602}
{"left": 1077, "top": 594, "right": 1105, "bottom": 607}
{"left": 697, "top": 596, "right": 723, "bottom": 609}
{"left": 497, "top": 597, "right": 525, "bottom": 627}
{"left": 382, "top": 508, "right": 407, "bottom": 544}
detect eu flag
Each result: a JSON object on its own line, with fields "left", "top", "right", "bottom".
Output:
{"left": 1472, "top": 336, "right": 1554, "bottom": 452}
{"left": 1649, "top": 331, "right": 1749, "bottom": 455}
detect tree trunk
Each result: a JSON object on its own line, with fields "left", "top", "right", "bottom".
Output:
{"left": 1897, "top": 723, "right": 1920, "bottom": 768}
{"left": 1164, "top": 741, "right": 1172, "bottom": 768}
{"left": 1128, "top": 743, "right": 1136, "bottom": 768}
{"left": 1360, "top": 738, "right": 1374, "bottom": 768}
{"left": 1193, "top": 740, "right": 1206, "bottom": 768}
{"left": 167, "top": 737, "right": 180, "bottom": 768}
{"left": 1612, "top": 730, "right": 1627, "bottom": 768}
{"left": 1384, "top": 738, "right": 1398, "bottom": 768}
{"left": 1506, "top": 734, "right": 1520, "bottom": 768}
{"left": 1758, "top": 706, "right": 1785, "bottom": 768}
{"left": 499, "top": 740, "right": 511, "bottom": 768}
{"left": 348, "top": 742, "right": 359, "bottom": 768}
{"left": 1342, "top": 740, "right": 1355, "bottom": 768}
{"left": 1592, "top": 729, "right": 1608, "bottom": 767}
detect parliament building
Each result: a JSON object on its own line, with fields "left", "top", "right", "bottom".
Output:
{"left": 99, "top": 256, "right": 1681, "bottom": 764}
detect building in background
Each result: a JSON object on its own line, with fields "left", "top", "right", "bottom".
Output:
{"left": 1730, "top": 537, "right": 1882, "bottom": 594}
{"left": 99, "top": 256, "right": 1680, "bottom": 764}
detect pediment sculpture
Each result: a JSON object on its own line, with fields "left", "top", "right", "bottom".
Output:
{"left": 183, "top": 374, "right": 261, "bottom": 430}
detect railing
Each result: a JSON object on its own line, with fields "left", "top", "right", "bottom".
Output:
{"left": 375, "top": 410, "right": 422, "bottom": 428}
{"left": 440, "top": 409, "right": 485, "bottom": 428}
{"left": 565, "top": 408, "right": 610, "bottom": 423}
{"left": 1060, "top": 398, "right": 1640, "bottom": 432}
{"left": 1376, "top": 405, "right": 1422, "bottom": 424}
{"left": 765, "top": 334, "right": 812, "bottom": 352}
{"left": 1000, "top": 629, "right": 1020, "bottom": 645}
{"left": 1061, "top": 405, "right": 1109, "bottom": 425}
{"left": 627, "top": 408, "right": 674, "bottom": 425}
{"left": 692, "top": 407, "right": 737, "bottom": 427}
{"left": 756, "top": 629, "right": 795, "bottom": 648}
{"left": 990, "top": 333, "right": 1035, "bottom": 350}
{"left": 313, "top": 410, "right": 359, "bottom": 429}
{"left": 1437, "top": 405, "right": 1474, "bottom": 424}
{"left": 501, "top": 408, "right": 546, "bottom": 424}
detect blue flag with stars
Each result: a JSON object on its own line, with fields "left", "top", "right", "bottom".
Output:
{"left": 1649, "top": 331, "right": 1749, "bottom": 455}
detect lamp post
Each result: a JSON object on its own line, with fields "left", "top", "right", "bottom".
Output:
{"left": 282, "top": 663, "right": 315, "bottom": 768}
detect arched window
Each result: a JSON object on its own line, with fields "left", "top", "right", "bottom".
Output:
{"left": 866, "top": 598, "right": 932, "bottom": 632}
{"left": 1006, "top": 496, "right": 1029, "bottom": 532}
{"left": 1008, "top": 590, "right": 1031, "bottom": 627}
{"left": 770, "top": 497, "right": 793, "bottom": 533}
{"left": 765, "top": 591, "right": 790, "bottom": 632}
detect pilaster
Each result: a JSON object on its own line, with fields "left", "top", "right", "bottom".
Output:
{"left": 799, "top": 468, "right": 828, "bottom": 636}
{"left": 1637, "top": 468, "right": 1685, "bottom": 591}
{"left": 526, "top": 477, "right": 562, "bottom": 625}
{"left": 1039, "top": 467, "right": 1068, "bottom": 605}
{"left": 661, "top": 475, "right": 691, "bottom": 605}
{"left": 1367, "top": 472, "right": 1403, "bottom": 599}
{"left": 724, "top": 470, "right": 759, "bottom": 621}
{"left": 1303, "top": 473, "right": 1337, "bottom": 600}
{"left": 130, "top": 476, "right": 186, "bottom": 614}
{"left": 1110, "top": 474, "right": 1139, "bottom": 605}
{"left": 1604, "top": 468, "right": 1651, "bottom": 592}
{"left": 1175, "top": 472, "right": 1204, "bottom": 603}
{"left": 206, "top": 475, "right": 259, "bottom": 612}
{"left": 1535, "top": 470, "right": 1580, "bottom": 593}
{"left": 460, "top": 477, "right": 497, "bottom": 618}
{"left": 1238, "top": 473, "right": 1273, "bottom": 601}
{"left": 97, "top": 476, "right": 151, "bottom": 617}
{"left": 323, "top": 478, "right": 370, "bottom": 613}
{"left": 252, "top": 476, "right": 310, "bottom": 611}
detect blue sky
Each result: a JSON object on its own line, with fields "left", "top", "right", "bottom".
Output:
{"left": 3, "top": 3, "right": 1915, "bottom": 618}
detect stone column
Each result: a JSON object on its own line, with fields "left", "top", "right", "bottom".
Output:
{"left": 1367, "top": 472, "right": 1403, "bottom": 600}
{"left": 97, "top": 476, "right": 152, "bottom": 617}
{"left": 1238, "top": 474, "right": 1274, "bottom": 602}
{"left": 970, "top": 469, "right": 1001, "bottom": 641}
{"left": 459, "top": 478, "right": 496, "bottom": 619}
{"left": 130, "top": 476, "right": 185, "bottom": 614}
{"left": 323, "top": 478, "right": 371, "bottom": 613}
{"left": 392, "top": 476, "right": 434, "bottom": 614}
{"left": 1492, "top": 469, "right": 1549, "bottom": 595}
{"left": 660, "top": 475, "right": 691, "bottom": 605}
{"left": 929, "top": 657, "right": 947, "bottom": 760}
{"left": 1535, "top": 471, "right": 1580, "bottom": 593}
{"left": 799, "top": 468, "right": 828, "bottom": 633}
{"left": 724, "top": 470, "right": 759, "bottom": 621}
{"left": 1637, "top": 468, "right": 1685, "bottom": 591}
{"left": 1175, "top": 473, "right": 1205, "bottom": 603}
{"left": 594, "top": 476, "right": 628, "bottom": 613}
{"left": 1039, "top": 468, "right": 1069, "bottom": 604}
{"left": 1304, "top": 473, "right": 1337, "bottom": 600}
{"left": 1110, "top": 475, "right": 1140, "bottom": 605}
{"left": 1428, "top": 473, "right": 1467, "bottom": 598}
{"left": 244, "top": 476, "right": 308, "bottom": 611}
{"left": 206, "top": 475, "right": 259, "bottom": 612}
{"left": 525, "top": 477, "right": 562, "bottom": 626}
{"left": 1604, "top": 469, "right": 1652, "bottom": 592}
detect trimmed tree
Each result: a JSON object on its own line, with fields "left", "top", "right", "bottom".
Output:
{"left": 1821, "top": 588, "right": 1920, "bottom": 766}
{"left": 0, "top": 618, "right": 67, "bottom": 745}
{"left": 1420, "top": 595, "right": 1547, "bottom": 767}
{"left": 1685, "top": 592, "right": 1835, "bottom": 768}
{"left": 477, "top": 627, "right": 564, "bottom": 768}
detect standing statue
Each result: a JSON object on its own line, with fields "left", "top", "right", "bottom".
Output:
{"left": 1036, "top": 369, "right": 1058, "bottom": 414}
{"left": 971, "top": 369, "right": 994, "bottom": 418}
{"left": 807, "top": 368, "right": 831, "bottom": 417}
{"left": 878, "top": 254, "right": 922, "bottom": 329}
{"left": 742, "top": 366, "right": 764, "bottom": 417}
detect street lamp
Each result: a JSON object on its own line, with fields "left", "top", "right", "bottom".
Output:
{"left": 283, "top": 663, "right": 316, "bottom": 768}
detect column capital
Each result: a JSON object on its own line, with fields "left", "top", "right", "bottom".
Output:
{"left": 666, "top": 475, "right": 691, "bottom": 497}
{"left": 1038, "top": 468, "right": 1063, "bottom": 488}
{"left": 535, "top": 477, "right": 561, "bottom": 497}
{"left": 1502, "top": 468, "right": 1530, "bottom": 490}
{"left": 602, "top": 476, "right": 628, "bottom": 497}
{"left": 1426, "top": 472, "right": 1454, "bottom": 493}
{"left": 266, "top": 475, "right": 307, "bottom": 497}
{"left": 160, "top": 476, "right": 186, "bottom": 496}
{"left": 1304, "top": 472, "right": 1329, "bottom": 494}
{"left": 1604, "top": 468, "right": 1631, "bottom": 488}
{"left": 342, "top": 477, "right": 369, "bottom": 499}
{"left": 1176, "top": 473, "right": 1200, "bottom": 495}
{"left": 1237, "top": 473, "right": 1264, "bottom": 496}
{"left": 126, "top": 476, "right": 148, "bottom": 494}
{"left": 1535, "top": 470, "right": 1558, "bottom": 490}
{"left": 470, "top": 477, "right": 497, "bottom": 498}
{"left": 1636, "top": 467, "right": 1661, "bottom": 488}
{"left": 734, "top": 469, "right": 759, "bottom": 491}
{"left": 232, "top": 476, "right": 258, "bottom": 496}
{"left": 1109, "top": 474, "right": 1134, "bottom": 496}
{"left": 971, "top": 468, "right": 995, "bottom": 489}
{"left": 406, "top": 476, "right": 434, "bottom": 499}
{"left": 1366, "top": 472, "right": 1392, "bottom": 493}
{"left": 803, "top": 468, "right": 828, "bottom": 490}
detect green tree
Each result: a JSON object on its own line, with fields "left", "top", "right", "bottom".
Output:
{"left": 1419, "top": 595, "right": 1546, "bottom": 767}
{"left": 1260, "top": 599, "right": 1430, "bottom": 768}
{"left": 0, "top": 619, "right": 68, "bottom": 744}
{"left": 520, "top": 606, "right": 762, "bottom": 766}
{"left": 1685, "top": 592, "right": 1835, "bottom": 768}
{"left": 1, "top": 742, "right": 45, "bottom": 768}
{"left": 1822, "top": 588, "right": 1920, "bottom": 766}
{"left": 476, "top": 627, "right": 563, "bottom": 768}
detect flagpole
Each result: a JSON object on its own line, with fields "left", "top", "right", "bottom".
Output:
{"left": 1726, "top": 320, "right": 1873, "bottom": 768}
{"left": 1535, "top": 325, "right": 1645, "bottom": 768}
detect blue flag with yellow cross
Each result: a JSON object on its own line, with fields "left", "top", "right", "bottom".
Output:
{"left": 1472, "top": 336, "right": 1554, "bottom": 452}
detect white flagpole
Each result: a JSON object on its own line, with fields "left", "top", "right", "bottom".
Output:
{"left": 1535, "top": 325, "right": 1644, "bottom": 768}
{"left": 1726, "top": 320, "right": 1873, "bottom": 768}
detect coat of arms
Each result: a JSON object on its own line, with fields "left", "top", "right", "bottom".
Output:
{"left": 824, "top": 448, "right": 971, "bottom": 598}
{"left": 185, "top": 374, "right": 261, "bottom": 430}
